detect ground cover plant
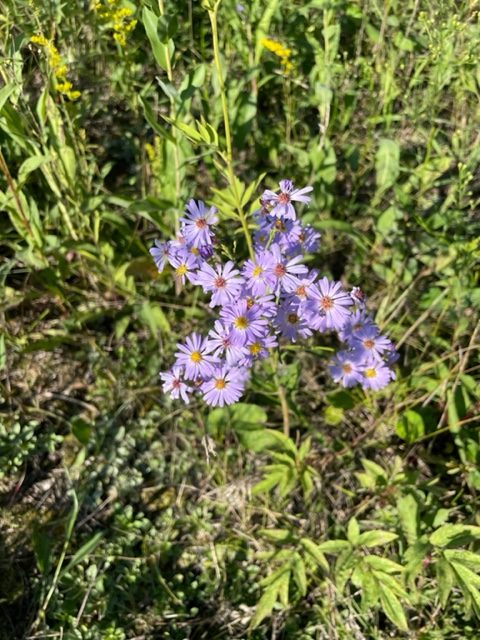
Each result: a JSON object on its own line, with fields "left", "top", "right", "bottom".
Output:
{"left": 0, "top": 0, "right": 479, "bottom": 638}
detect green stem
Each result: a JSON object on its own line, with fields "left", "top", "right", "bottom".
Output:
{"left": 272, "top": 350, "right": 290, "bottom": 438}
{"left": 159, "top": 0, "right": 181, "bottom": 234}
{"left": 208, "top": 3, "right": 254, "bottom": 260}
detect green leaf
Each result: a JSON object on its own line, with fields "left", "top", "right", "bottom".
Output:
{"left": 230, "top": 403, "right": 267, "bottom": 430}
{"left": 249, "top": 581, "right": 279, "bottom": 628}
{"left": 347, "top": 517, "right": 360, "bottom": 546}
{"left": 397, "top": 494, "right": 419, "bottom": 544}
{"left": 61, "top": 532, "right": 104, "bottom": 576}
{"left": 138, "top": 301, "right": 170, "bottom": 335}
{"left": 379, "top": 583, "right": 409, "bottom": 631}
{"left": 317, "top": 539, "right": 352, "bottom": 554}
{"left": 71, "top": 416, "right": 92, "bottom": 446}
{"left": 375, "top": 138, "right": 400, "bottom": 192}
{"left": 0, "top": 334, "right": 6, "bottom": 370}
{"left": 429, "top": 524, "right": 480, "bottom": 548}
{"left": 300, "top": 538, "right": 329, "bottom": 571}
{"left": 451, "top": 561, "right": 480, "bottom": 611}
{"left": 364, "top": 556, "right": 404, "bottom": 574}
{"left": 436, "top": 556, "right": 455, "bottom": 607}
{"left": 444, "top": 549, "right": 480, "bottom": 570}
{"left": 396, "top": 409, "right": 425, "bottom": 442}
{"left": 358, "top": 531, "right": 398, "bottom": 548}
{"left": 142, "top": 8, "right": 171, "bottom": 72}
{"left": 32, "top": 528, "right": 52, "bottom": 574}
{"left": 292, "top": 553, "right": 307, "bottom": 596}
{"left": 258, "top": 528, "right": 293, "bottom": 542}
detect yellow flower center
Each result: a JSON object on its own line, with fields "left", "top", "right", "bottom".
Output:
{"left": 215, "top": 378, "right": 226, "bottom": 389}
{"left": 176, "top": 264, "right": 188, "bottom": 277}
{"left": 249, "top": 342, "right": 262, "bottom": 355}
{"left": 253, "top": 265, "right": 263, "bottom": 277}
{"left": 234, "top": 316, "right": 249, "bottom": 329}
{"left": 365, "top": 368, "right": 377, "bottom": 378}
{"left": 190, "top": 351, "right": 203, "bottom": 363}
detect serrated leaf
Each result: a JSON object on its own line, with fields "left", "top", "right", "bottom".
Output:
{"left": 358, "top": 530, "right": 398, "bottom": 547}
{"left": 436, "top": 556, "right": 455, "bottom": 607}
{"left": 429, "top": 524, "right": 480, "bottom": 548}
{"left": 444, "top": 549, "right": 480, "bottom": 570}
{"left": 292, "top": 553, "right": 307, "bottom": 596}
{"left": 379, "top": 583, "right": 409, "bottom": 631}
{"left": 317, "top": 539, "right": 352, "bottom": 554}
{"left": 364, "top": 555, "right": 404, "bottom": 574}
{"left": 249, "top": 582, "right": 279, "bottom": 629}
{"left": 300, "top": 538, "right": 329, "bottom": 571}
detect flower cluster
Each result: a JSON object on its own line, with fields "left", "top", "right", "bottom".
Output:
{"left": 261, "top": 37, "right": 294, "bottom": 75}
{"left": 30, "top": 35, "right": 81, "bottom": 101}
{"left": 152, "top": 179, "right": 397, "bottom": 407}
{"left": 93, "top": 0, "right": 137, "bottom": 47}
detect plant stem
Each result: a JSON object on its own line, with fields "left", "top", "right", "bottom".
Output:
{"left": 158, "top": 0, "right": 181, "bottom": 234}
{"left": 272, "top": 350, "right": 290, "bottom": 438}
{"left": 208, "top": 2, "right": 254, "bottom": 260}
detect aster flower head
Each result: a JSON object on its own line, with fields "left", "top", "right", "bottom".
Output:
{"left": 361, "top": 358, "right": 396, "bottom": 391}
{"left": 181, "top": 199, "right": 218, "bottom": 247}
{"left": 169, "top": 251, "right": 199, "bottom": 285}
{"left": 270, "top": 244, "right": 308, "bottom": 293}
{"left": 194, "top": 260, "right": 245, "bottom": 307}
{"left": 150, "top": 239, "right": 173, "bottom": 273}
{"left": 261, "top": 179, "right": 313, "bottom": 221}
{"left": 220, "top": 299, "right": 269, "bottom": 346}
{"left": 207, "top": 320, "right": 249, "bottom": 366}
{"left": 275, "top": 300, "right": 312, "bottom": 342}
{"left": 174, "top": 332, "right": 218, "bottom": 380}
{"left": 201, "top": 365, "right": 248, "bottom": 407}
{"left": 329, "top": 350, "right": 364, "bottom": 388}
{"left": 240, "top": 332, "right": 278, "bottom": 367}
{"left": 352, "top": 325, "right": 394, "bottom": 360}
{"left": 160, "top": 366, "right": 192, "bottom": 403}
{"left": 306, "top": 276, "right": 353, "bottom": 332}
{"left": 242, "top": 250, "right": 276, "bottom": 296}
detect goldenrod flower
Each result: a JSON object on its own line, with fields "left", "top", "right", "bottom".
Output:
{"left": 30, "top": 34, "right": 81, "bottom": 100}
{"left": 261, "top": 37, "right": 294, "bottom": 75}
{"left": 93, "top": 0, "right": 137, "bottom": 47}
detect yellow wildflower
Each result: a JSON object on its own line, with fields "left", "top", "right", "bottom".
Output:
{"left": 30, "top": 34, "right": 81, "bottom": 100}
{"left": 261, "top": 37, "right": 294, "bottom": 75}
{"left": 93, "top": 0, "right": 137, "bottom": 47}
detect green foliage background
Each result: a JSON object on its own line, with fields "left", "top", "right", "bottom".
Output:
{"left": 0, "top": 0, "right": 479, "bottom": 638}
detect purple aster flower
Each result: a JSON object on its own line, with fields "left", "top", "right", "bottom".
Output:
{"left": 169, "top": 252, "right": 198, "bottom": 285}
{"left": 150, "top": 239, "right": 173, "bottom": 273}
{"left": 240, "top": 333, "right": 278, "bottom": 366}
{"left": 288, "top": 270, "right": 319, "bottom": 308}
{"left": 361, "top": 358, "right": 396, "bottom": 391}
{"left": 261, "top": 179, "right": 313, "bottom": 220}
{"left": 306, "top": 276, "right": 353, "bottom": 331}
{"left": 270, "top": 245, "right": 308, "bottom": 293}
{"left": 271, "top": 218, "right": 303, "bottom": 255}
{"left": 180, "top": 199, "right": 218, "bottom": 247}
{"left": 160, "top": 366, "right": 192, "bottom": 403}
{"left": 275, "top": 301, "right": 312, "bottom": 342}
{"left": 194, "top": 260, "right": 244, "bottom": 307}
{"left": 207, "top": 320, "right": 249, "bottom": 366}
{"left": 329, "top": 350, "right": 364, "bottom": 388}
{"left": 220, "top": 300, "right": 269, "bottom": 346}
{"left": 174, "top": 332, "right": 218, "bottom": 380}
{"left": 242, "top": 250, "right": 276, "bottom": 296}
{"left": 350, "top": 286, "right": 367, "bottom": 308}
{"left": 297, "top": 225, "right": 321, "bottom": 254}
{"left": 352, "top": 325, "right": 394, "bottom": 360}
{"left": 339, "top": 309, "right": 375, "bottom": 344}
{"left": 243, "top": 292, "right": 277, "bottom": 318}
{"left": 201, "top": 365, "right": 247, "bottom": 407}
